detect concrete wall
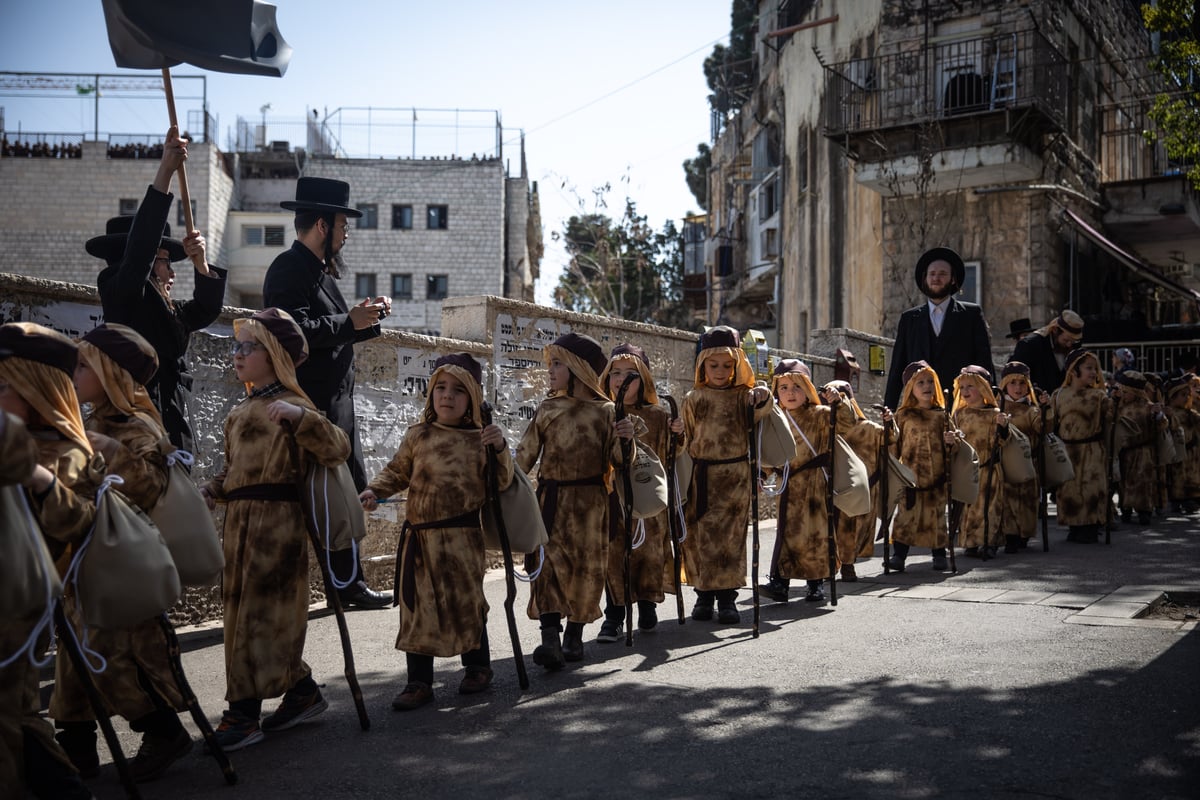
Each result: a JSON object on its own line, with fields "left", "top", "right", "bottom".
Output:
{"left": 0, "top": 271, "right": 891, "bottom": 622}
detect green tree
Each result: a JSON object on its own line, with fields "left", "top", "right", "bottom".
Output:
{"left": 682, "top": 142, "right": 711, "bottom": 211}
{"left": 1143, "top": 0, "right": 1200, "bottom": 187}
{"left": 703, "top": 0, "right": 758, "bottom": 118}
{"left": 553, "top": 194, "right": 692, "bottom": 328}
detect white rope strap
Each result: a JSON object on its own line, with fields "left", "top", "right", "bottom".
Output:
{"left": 0, "top": 488, "right": 60, "bottom": 669}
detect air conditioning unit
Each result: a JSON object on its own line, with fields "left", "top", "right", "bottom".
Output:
{"left": 270, "top": 140, "right": 290, "bottom": 153}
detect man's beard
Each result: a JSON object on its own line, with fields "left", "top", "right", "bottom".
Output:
{"left": 324, "top": 235, "right": 345, "bottom": 279}
{"left": 923, "top": 283, "right": 957, "bottom": 300}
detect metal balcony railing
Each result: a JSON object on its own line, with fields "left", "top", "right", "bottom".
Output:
{"left": 823, "top": 29, "right": 1068, "bottom": 139}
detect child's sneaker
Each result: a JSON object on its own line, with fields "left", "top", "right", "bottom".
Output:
{"left": 262, "top": 688, "right": 328, "bottom": 732}
{"left": 211, "top": 710, "right": 264, "bottom": 752}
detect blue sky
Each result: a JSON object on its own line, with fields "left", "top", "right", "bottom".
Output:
{"left": 0, "top": 0, "right": 731, "bottom": 305}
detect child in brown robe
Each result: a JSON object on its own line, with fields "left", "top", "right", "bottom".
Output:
{"left": 952, "top": 365, "right": 1010, "bottom": 559}
{"left": 888, "top": 360, "right": 956, "bottom": 572}
{"left": 0, "top": 323, "right": 102, "bottom": 799}
{"left": 201, "top": 309, "right": 350, "bottom": 751}
{"left": 516, "top": 333, "right": 633, "bottom": 669}
{"left": 997, "top": 362, "right": 1043, "bottom": 551}
{"left": 596, "top": 344, "right": 683, "bottom": 642}
{"left": 681, "top": 326, "right": 772, "bottom": 622}
{"left": 360, "top": 353, "right": 511, "bottom": 710}
{"left": 1113, "top": 370, "right": 1165, "bottom": 525}
{"left": 1165, "top": 376, "right": 1199, "bottom": 514}
{"left": 1048, "top": 350, "right": 1112, "bottom": 543}
{"left": 54, "top": 323, "right": 191, "bottom": 782}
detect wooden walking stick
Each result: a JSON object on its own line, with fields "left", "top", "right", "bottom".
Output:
{"left": 157, "top": 615, "right": 237, "bottom": 784}
{"left": 663, "top": 394, "right": 686, "bottom": 624}
{"left": 613, "top": 374, "right": 638, "bottom": 647}
{"left": 479, "top": 402, "right": 529, "bottom": 690}
{"left": 160, "top": 69, "right": 205, "bottom": 272}
{"left": 746, "top": 403, "right": 761, "bottom": 638}
{"left": 980, "top": 424, "right": 1001, "bottom": 561}
{"left": 52, "top": 604, "right": 142, "bottom": 800}
{"left": 825, "top": 396, "right": 840, "bottom": 606}
{"left": 943, "top": 410, "right": 959, "bottom": 574}
{"left": 1105, "top": 398, "right": 1116, "bottom": 545}
{"left": 874, "top": 405, "right": 893, "bottom": 575}
{"left": 281, "top": 421, "right": 369, "bottom": 731}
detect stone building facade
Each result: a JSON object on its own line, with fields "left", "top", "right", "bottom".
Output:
{"left": 1, "top": 124, "right": 541, "bottom": 335}
{"left": 708, "top": 0, "right": 1200, "bottom": 361}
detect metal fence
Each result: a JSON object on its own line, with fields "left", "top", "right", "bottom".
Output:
{"left": 823, "top": 29, "right": 1068, "bottom": 137}
{"left": 1086, "top": 339, "right": 1200, "bottom": 376}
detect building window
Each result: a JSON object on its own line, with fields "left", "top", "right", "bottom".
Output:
{"left": 391, "top": 273, "right": 413, "bottom": 300}
{"left": 356, "top": 204, "right": 378, "bottom": 229}
{"left": 176, "top": 199, "right": 197, "bottom": 228}
{"left": 355, "top": 273, "right": 377, "bottom": 299}
{"left": 797, "top": 128, "right": 809, "bottom": 193}
{"left": 427, "top": 205, "right": 449, "bottom": 230}
{"left": 758, "top": 174, "right": 780, "bottom": 222}
{"left": 959, "top": 261, "right": 982, "bottom": 307}
{"left": 118, "top": 198, "right": 138, "bottom": 216}
{"left": 392, "top": 204, "right": 413, "bottom": 229}
{"left": 242, "top": 225, "right": 286, "bottom": 246}
{"left": 426, "top": 274, "right": 448, "bottom": 300}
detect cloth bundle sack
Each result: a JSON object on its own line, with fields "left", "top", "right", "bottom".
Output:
{"left": 949, "top": 436, "right": 980, "bottom": 504}
{"left": 1041, "top": 432, "right": 1075, "bottom": 488}
{"left": 615, "top": 441, "right": 669, "bottom": 519}
{"left": 758, "top": 405, "right": 799, "bottom": 468}
{"left": 1158, "top": 425, "right": 1182, "bottom": 465}
{"left": 77, "top": 476, "right": 181, "bottom": 629}
{"left": 0, "top": 484, "right": 63, "bottom": 620}
{"left": 482, "top": 465, "right": 550, "bottom": 554}
{"left": 1000, "top": 425, "right": 1037, "bottom": 484}
{"left": 880, "top": 453, "right": 918, "bottom": 522}
{"left": 149, "top": 445, "right": 223, "bottom": 586}
{"left": 831, "top": 434, "right": 872, "bottom": 516}
{"left": 305, "top": 460, "right": 367, "bottom": 552}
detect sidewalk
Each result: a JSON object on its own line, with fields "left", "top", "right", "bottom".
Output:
{"left": 83, "top": 508, "right": 1199, "bottom": 799}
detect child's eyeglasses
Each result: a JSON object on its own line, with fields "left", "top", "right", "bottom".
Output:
{"left": 230, "top": 341, "right": 266, "bottom": 357}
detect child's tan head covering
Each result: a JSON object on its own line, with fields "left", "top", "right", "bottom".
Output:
{"left": 232, "top": 308, "right": 311, "bottom": 399}
{"left": 952, "top": 365, "right": 997, "bottom": 410}
{"left": 77, "top": 323, "right": 165, "bottom": 435}
{"left": 544, "top": 333, "right": 607, "bottom": 399}
{"left": 822, "top": 378, "right": 866, "bottom": 420}
{"left": 770, "top": 358, "right": 820, "bottom": 406}
{"left": 1062, "top": 349, "right": 1104, "bottom": 390}
{"left": 599, "top": 343, "right": 658, "bottom": 406}
{"left": 998, "top": 361, "right": 1036, "bottom": 407}
{"left": 898, "top": 360, "right": 946, "bottom": 410}
{"left": 694, "top": 326, "right": 755, "bottom": 390}
{"left": 423, "top": 352, "right": 484, "bottom": 427}
{"left": 0, "top": 322, "right": 91, "bottom": 454}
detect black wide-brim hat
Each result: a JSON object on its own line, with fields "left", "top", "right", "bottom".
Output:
{"left": 86, "top": 216, "right": 186, "bottom": 264}
{"left": 280, "top": 177, "right": 362, "bottom": 217}
{"left": 914, "top": 247, "right": 966, "bottom": 290}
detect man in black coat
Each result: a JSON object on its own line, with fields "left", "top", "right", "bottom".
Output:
{"left": 1008, "top": 310, "right": 1084, "bottom": 397}
{"left": 884, "top": 247, "right": 995, "bottom": 410}
{"left": 92, "top": 126, "right": 227, "bottom": 452}
{"left": 263, "top": 177, "right": 392, "bottom": 609}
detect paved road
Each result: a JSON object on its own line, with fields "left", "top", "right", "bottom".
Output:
{"left": 74, "top": 508, "right": 1199, "bottom": 800}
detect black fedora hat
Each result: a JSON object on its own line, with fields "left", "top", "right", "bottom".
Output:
{"left": 913, "top": 247, "right": 966, "bottom": 291}
{"left": 280, "top": 177, "right": 363, "bottom": 217}
{"left": 1005, "top": 318, "right": 1035, "bottom": 339}
{"left": 85, "top": 216, "right": 186, "bottom": 264}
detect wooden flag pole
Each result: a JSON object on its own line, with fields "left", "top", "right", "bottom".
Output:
{"left": 161, "top": 68, "right": 205, "bottom": 271}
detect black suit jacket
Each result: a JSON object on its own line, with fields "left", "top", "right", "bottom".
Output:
{"left": 97, "top": 185, "right": 227, "bottom": 452}
{"left": 884, "top": 298, "right": 994, "bottom": 410}
{"left": 262, "top": 241, "right": 380, "bottom": 490}
{"left": 1009, "top": 333, "right": 1062, "bottom": 394}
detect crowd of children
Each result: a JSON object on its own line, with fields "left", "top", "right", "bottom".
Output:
{"left": 4, "top": 309, "right": 1200, "bottom": 797}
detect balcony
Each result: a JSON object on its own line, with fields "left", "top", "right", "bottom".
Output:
{"left": 822, "top": 29, "right": 1067, "bottom": 166}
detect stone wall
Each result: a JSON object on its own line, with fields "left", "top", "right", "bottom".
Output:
{"left": 0, "top": 271, "right": 891, "bottom": 623}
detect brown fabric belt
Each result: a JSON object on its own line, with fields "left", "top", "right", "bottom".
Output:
{"left": 693, "top": 454, "right": 747, "bottom": 519}
{"left": 394, "top": 509, "right": 482, "bottom": 611}
{"left": 1061, "top": 432, "right": 1103, "bottom": 445}
{"left": 905, "top": 474, "right": 947, "bottom": 510}
{"left": 224, "top": 483, "right": 299, "bottom": 502}
{"left": 535, "top": 474, "right": 605, "bottom": 541}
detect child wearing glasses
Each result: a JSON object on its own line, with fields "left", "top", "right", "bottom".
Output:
{"left": 199, "top": 309, "right": 350, "bottom": 751}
